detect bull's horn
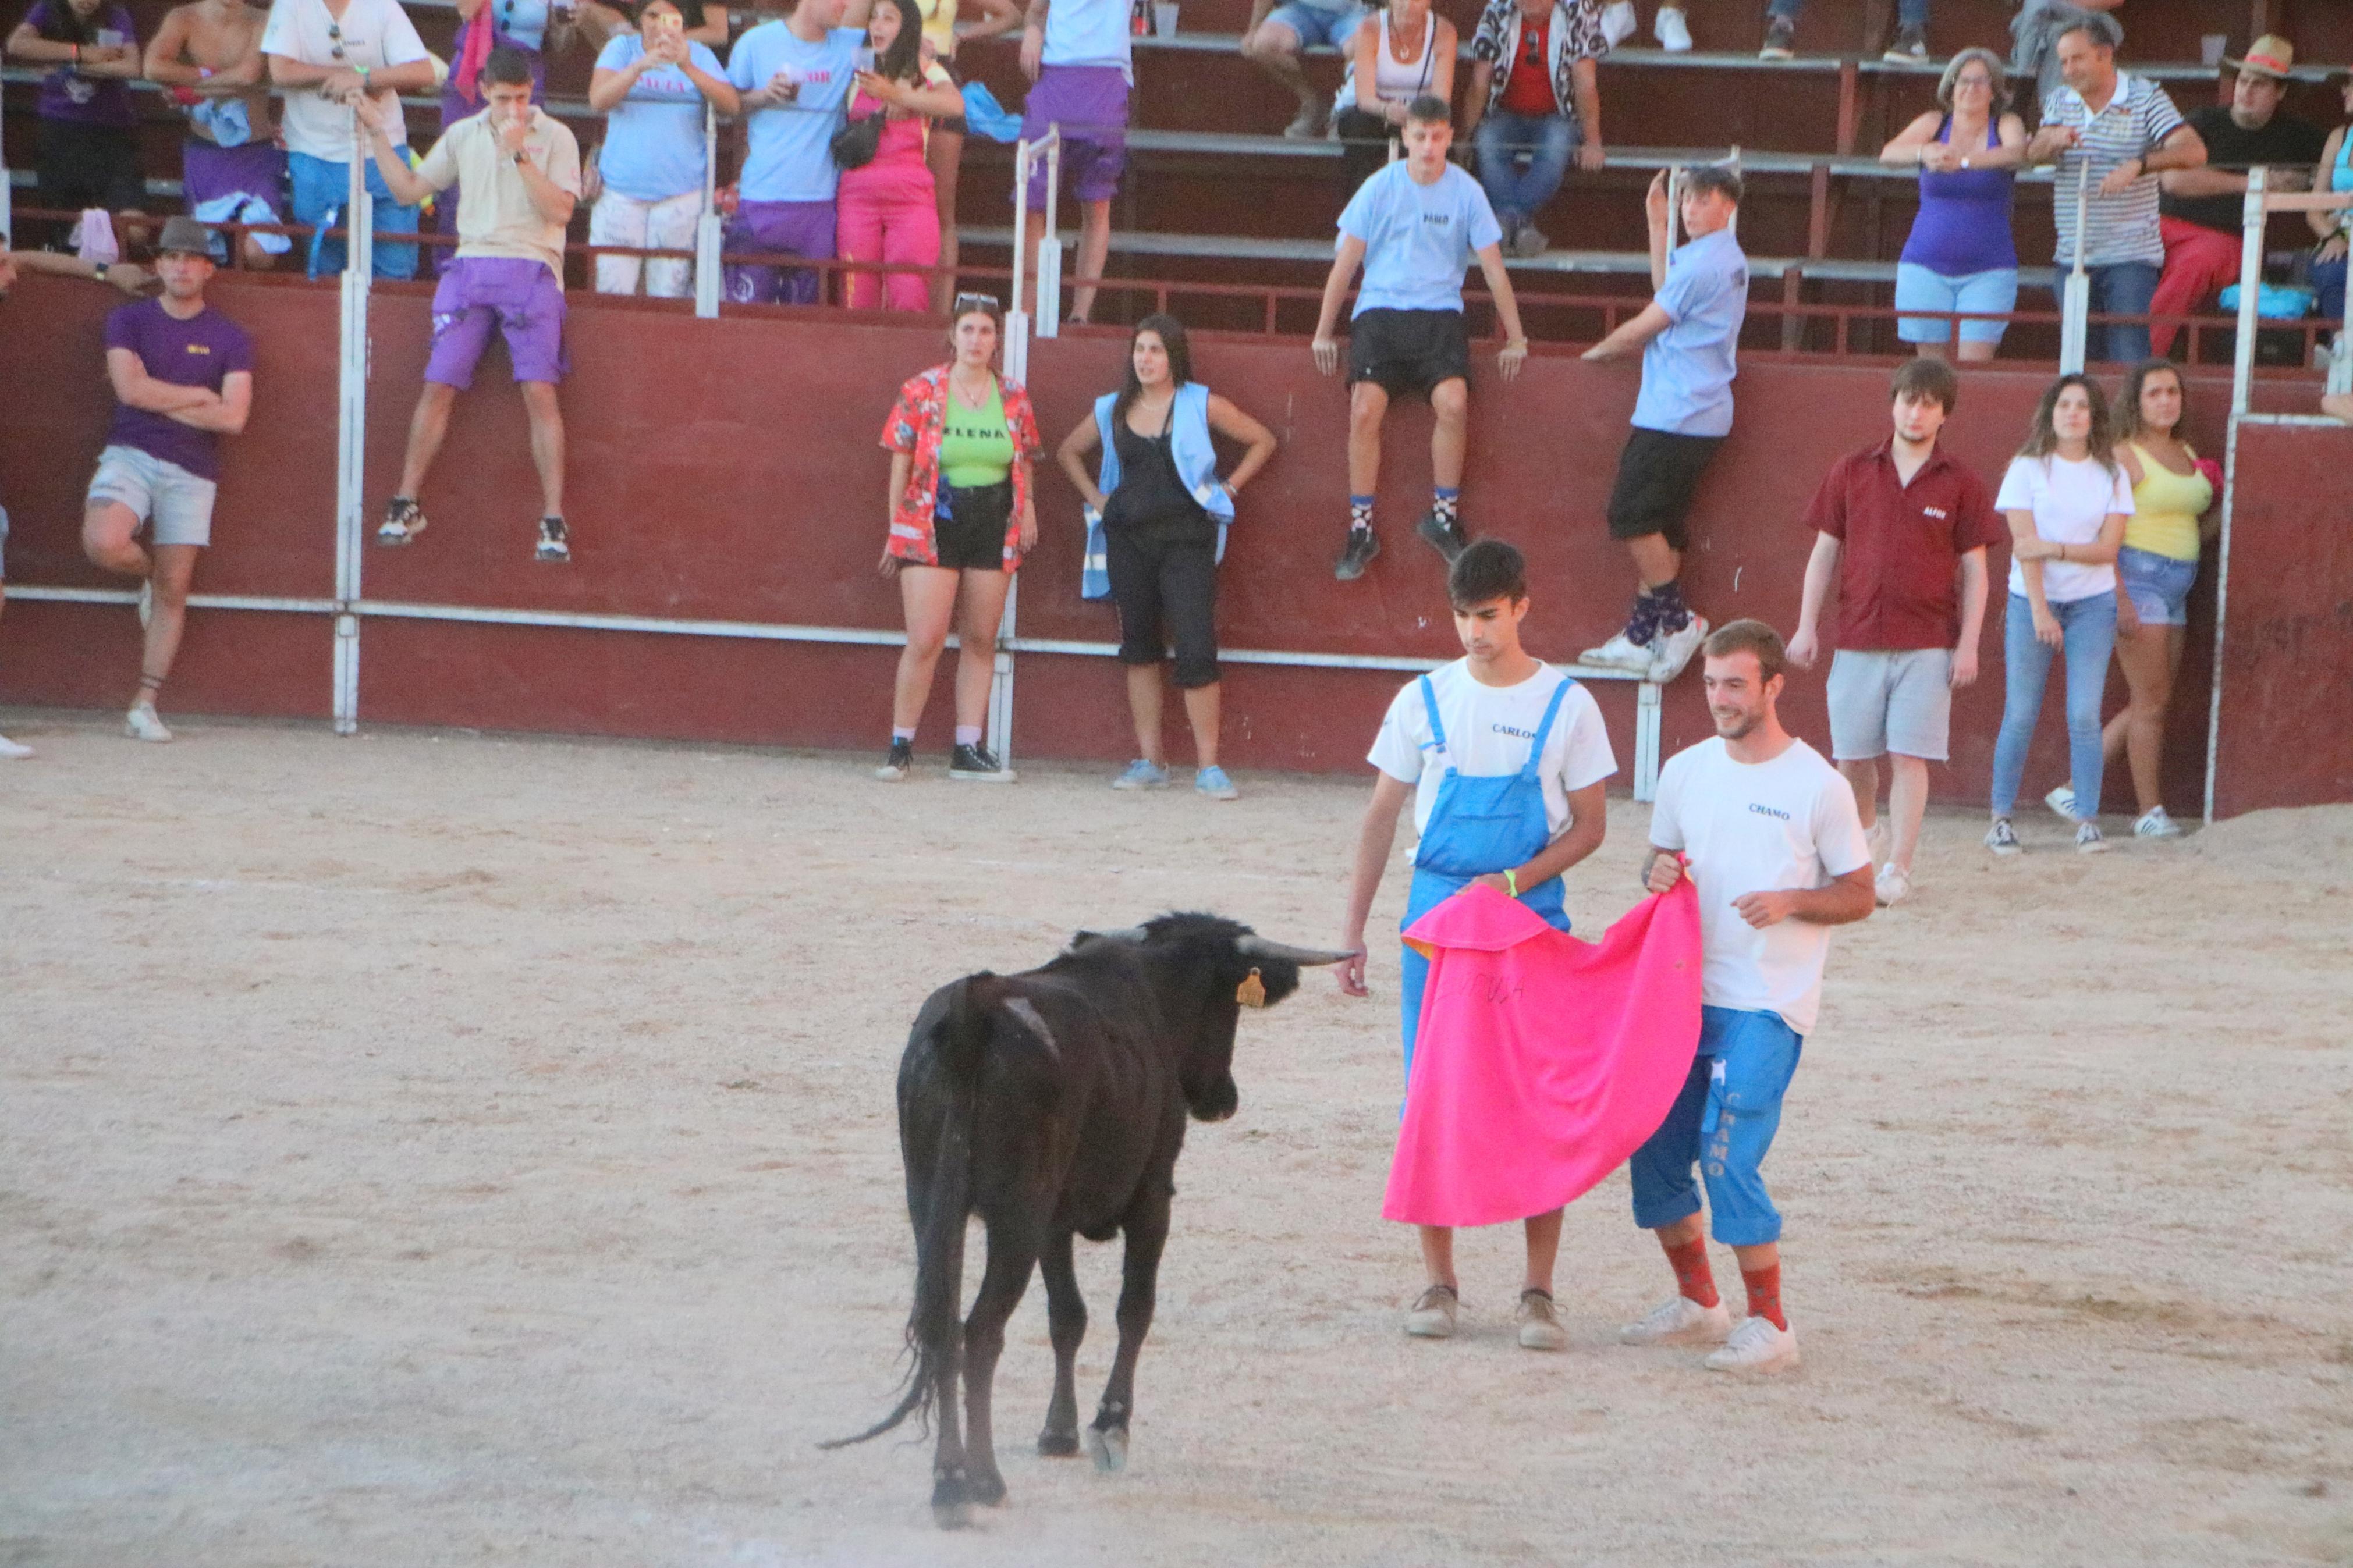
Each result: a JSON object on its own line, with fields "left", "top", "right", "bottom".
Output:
{"left": 1074, "top": 926, "right": 1149, "bottom": 946}
{"left": 1235, "top": 935, "right": 1354, "bottom": 967}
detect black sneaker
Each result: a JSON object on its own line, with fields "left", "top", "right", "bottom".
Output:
{"left": 378, "top": 496, "right": 426, "bottom": 547}
{"left": 1417, "top": 512, "right": 1470, "bottom": 564}
{"left": 1334, "top": 527, "right": 1381, "bottom": 581}
{"left": 535, "top": 515, "right": 572, "bottom": 563}
{"left": 875, "top": 738, "right": 914, "bottom": 781}
{"left": 1759, "top": 13, "right": 1795, "bottom": 58}
{"left": 1883, "top": 23, "right": 1926, "bottom": 62}
{"left": 949, "top": 742, "right": 1014, "bottom": 781}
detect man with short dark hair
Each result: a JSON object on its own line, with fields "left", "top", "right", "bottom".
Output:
{"left": 1786, "top": 358, "right": 2000, "bottom": 906}
{"left": 1580, "top": 163, "right": 1747, "bottom": 683}
{"left": 359, "top": 47, "right": 583, "bottom": 563}
{"left": 1314, "top": 97, "right": 1530, "bottom": 584}
{"left": 80, "top": 214, "right": 254, "bottom": 744}
{"left": 1338, "top": 538, "right": 1616, "bottom": 1347}
{"left": 1623, "top": 619, "right": 1873, "bottom": 1374}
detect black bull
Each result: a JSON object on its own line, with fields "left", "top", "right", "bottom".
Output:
{"left": 821, "top": 913, "right": 1348, "bottom": 1527}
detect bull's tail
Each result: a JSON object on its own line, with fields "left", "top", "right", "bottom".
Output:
{"left": 818, "top": 973, "right": 1002, "bottom": 1450}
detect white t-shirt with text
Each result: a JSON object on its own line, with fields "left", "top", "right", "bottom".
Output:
{"left": 1647, "top": 735, "right": 1870, "bottom": 1035}
{"left": 1367, "top": 661, "right": 1618, "bottom": 850}
{"left": 260, "top": 0, "right": 430, "bottom": 159}
{"left": 1994, "top": 453, "right": 2134, "bottom": 603}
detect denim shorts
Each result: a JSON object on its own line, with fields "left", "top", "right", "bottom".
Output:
{"left": 2118, "top": 545, "right": 2198, "bottom": 625}
{"left": 1895, "top": 262, "right": 2020, "bottom": 346}
{"left": 1266, "top": 0, "right": 1364, "bottom": 48}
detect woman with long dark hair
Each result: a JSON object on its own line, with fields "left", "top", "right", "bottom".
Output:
{"left": 5, "top": 0, "right": 147, "bottom": 239}
{"left": 1057, "top": 314, "right": 1278, "bottom": 799}
{"left": 837, "top": 0, "right": 963, "bottom": 312}
{"left": 1985, "top": 373, "right": 2131, "bottom": 856}
{"left": 876, "top": 295, "right": 1041, "bottom": 780}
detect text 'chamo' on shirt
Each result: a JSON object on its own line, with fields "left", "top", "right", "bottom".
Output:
{"left": 1367, "top": 661, "right": 1618, "bottom": 848}
{"left": 1337, "top": 162, "right": 1505, "bottom": 318}
{"left": 1646, "top": 735, "right": 1869, "bottom": 1036}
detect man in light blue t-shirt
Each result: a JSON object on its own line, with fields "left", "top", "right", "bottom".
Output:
{"left": 1579, "top": 163, "right": 1747, "bottom": 682}
{"left": 725, "top": 0, "right": 864, "bottom": 305}
{"left": 1311, "top": 96, "right": 1529, "bottom": 584}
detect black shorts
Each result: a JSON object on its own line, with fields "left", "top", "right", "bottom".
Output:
{"left": 932, "top": 481, "right": 1010, "bottom": 571}
{"left": 1606, "top": 427, "right": 1725, "bottom": 552}
{"left": 38, "top": 119, "right": 147, "bottom": 215}
{"left": 1347, "top": 308, "right": 1471, "bottom": 400}
{"left": 933, "top": 60, "right": 968, "bottom": 140}
{"left": 1106, "top": 515, "right": 1220, "bottom": 688}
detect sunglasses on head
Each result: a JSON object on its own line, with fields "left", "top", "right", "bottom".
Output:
{"left": 952, "top": 292, "right": 1000, "bottom": 313}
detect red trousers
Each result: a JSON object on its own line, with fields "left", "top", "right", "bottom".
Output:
{"left": 2150, "top": 216, "right": 2244, "bottom": 357}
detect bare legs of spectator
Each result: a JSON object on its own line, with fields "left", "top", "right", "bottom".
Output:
{"left": 83, "top": 503, "right": 198, "bottom": 728}
{"left": 1242, "top": 19, "right": 1322, "bottom": 138}
{"left": 2101, "top": 618, "right": 2184, "bottom": 818}
{"left": 396, "top": 381, "right": 567, "bottom": 520}
{"left": 2325, "top": 391, "right": 2353, "bottom": 425}
{"left": 1125, "top": 666, "right": 1221, "bottom": 770}
{"left": 1838, "top": 752, "right": 1927, "bottom": 875}
{"left": 1022, "top": 197, "right": 1112, "bottom": 325}
{"left": 1624, "top": 531, "right": 1680, "bottom": 605}
{"left": 927, "top": 126, "right": 966, "bottom": 315}
{"left": 892, "top": 564, "right": 1012, "bottom": 736}
{"left": 1419, "top": 1208, "right": 1564, "bottom": 1296}
{"left": 1345, "top": 377, "right": 1467, "bottom": 522}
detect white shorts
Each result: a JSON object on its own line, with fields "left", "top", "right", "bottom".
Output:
{"left": 1827, "top": 647, "right": 1952, "bottom": 762}
{"left": 86, "top": 444, "right": 216, "bottom": 547}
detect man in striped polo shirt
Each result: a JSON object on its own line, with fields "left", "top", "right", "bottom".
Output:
{"left": 2025, "top": 10, "right": 2205, "bottom": 364}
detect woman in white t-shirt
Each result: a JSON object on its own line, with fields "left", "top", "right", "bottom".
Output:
{"left": 1986, "top": 373, "right": 2131, "bottom": 855}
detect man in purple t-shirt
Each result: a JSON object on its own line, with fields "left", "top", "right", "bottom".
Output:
{"left": 80, "top": 215, "right": 254, "bottom": 744}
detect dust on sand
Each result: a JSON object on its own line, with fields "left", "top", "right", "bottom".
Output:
{"left": 2, "top": 716, "right": 2350, "bottom": 1566}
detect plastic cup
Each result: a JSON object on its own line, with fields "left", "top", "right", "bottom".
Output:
{"left": 1153, "top": 3, "right": 1179, "bottom": 38}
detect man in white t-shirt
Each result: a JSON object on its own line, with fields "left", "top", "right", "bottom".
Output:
{"left": 1339, "top": 539, "right": 1616, "bottom": 1350}
{"left": 261, "top": 0, "right": 436, "bottom": 280}
{"left": 1623, "top": 618, "right": 1873, "bottom": 1373}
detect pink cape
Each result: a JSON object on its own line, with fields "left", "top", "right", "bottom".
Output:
{"left": 1382, "top": 881, "right": 1703, "bottom": 1228}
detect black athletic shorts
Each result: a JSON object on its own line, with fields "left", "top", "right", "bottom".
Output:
{"left": 38, "top": 119, "right": 147, "bottom": 216}
{"left": 1606, "top": 426, "right": 1725, "bottom": 552}
{"left": 1346, "top": 307, "right": 1471, "bottom": 400}
{"left": 932, "top": 480, "right": 1011, "bottom": 571}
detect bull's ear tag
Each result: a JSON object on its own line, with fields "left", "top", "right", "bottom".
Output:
{"left": 1236, "top": 968, "right": 1267, "bottom": 1008}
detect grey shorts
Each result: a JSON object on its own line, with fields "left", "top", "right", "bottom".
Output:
{"left": 86, "top": 445, "right": 216, "bottom": 548}
{"left": 1827, "top": 647, "right": 1953, "bottom": 762}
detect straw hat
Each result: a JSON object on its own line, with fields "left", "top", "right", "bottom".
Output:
{"left": 2224, "top": 35, "right": 2298, "bottom": 81}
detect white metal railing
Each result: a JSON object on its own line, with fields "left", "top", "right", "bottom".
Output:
{"left": 333, "top": 122, "right": 374, "bottom": 735}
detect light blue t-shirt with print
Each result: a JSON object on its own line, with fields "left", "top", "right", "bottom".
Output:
{"left": 474, "top": 0, "right": 550, "bottom": 51}
{"left": 1633, "top": 226, "right": 1748, "bottom": 438}
{"left": 1337, "top": 161, "right": 1504, "bottom": 318}
{"left": 595, "top": 35, "right": 725, "bottom": 202}
{"left": 1043, "top": 0, "right": 1133, "bottom": 70}
{"left": 727, "top": 22, "right": 864, "bottom": 203}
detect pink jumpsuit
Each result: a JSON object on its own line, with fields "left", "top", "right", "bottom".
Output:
{"left": 836, "top": 90, "right": 941, "bottom": 313}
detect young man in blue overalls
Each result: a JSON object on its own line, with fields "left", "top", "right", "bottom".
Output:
{"left": 1337, "top": 539, "right": 1618, "bottom": 1347}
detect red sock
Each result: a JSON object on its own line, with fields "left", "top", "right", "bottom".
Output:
{"left": 1742, "top": 1264, "right": 1787, "bottom": 1331}
{"left": 1660, "top": 1234, "right": 1718, "bottom": 1309}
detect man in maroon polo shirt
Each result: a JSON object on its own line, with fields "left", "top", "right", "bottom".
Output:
{"left": 1786, "top": 358, "right": 2002, "bottom": 906}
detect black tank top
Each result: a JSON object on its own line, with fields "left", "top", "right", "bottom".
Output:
{"left": 1104, "top": 395, "right": 1212, "bottom": 536}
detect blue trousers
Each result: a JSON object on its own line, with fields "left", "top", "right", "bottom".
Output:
{"left": 1473, "top": 111, "right": 1579, "bottom": 229}
{"left": 2085, "top": 260, "right": 2161, "bottom": 365}
{"left": 1628, "top": 1007, "right": 1804, "bottom": 1247}
{"left": 1990, "top": 591, "right": 2116, "bottom": 819}
{"left": 1772, "top": 0, "right": 1926, "bottom": 20}
{"left": 2313, "top": 255, "right": 2347, "bottom": 323}
{"left": 289, "top": 150, "right": 420, "bottom": 282}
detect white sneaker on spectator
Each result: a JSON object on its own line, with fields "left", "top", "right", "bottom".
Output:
{"left": 2134, "top": 806, "right": 2185, "bottom": 839}
{"left": 1985, "top": 817, "right": 2022, "bottom": 855}
{"left": 125, "top": 703, "right": 172, "bottom": 744}
{"left": 1874, "top": 863, "right": 1912, "bottom": 906}
{"left": 1645, "top": 613, "right": 1710, "bottom": 682}
{"left": 1599, "top": 0, "right": 1635, "bottom": 47}
{"left": 2044, "top": 784, "right": 2078, "bottom": 823}
{"left": 1510, "top": 222, "right": 1549, "bottom": 259}
{"left": 2075, "top": 821, "right": 2109, "bottom": 854}
{"left": 0, "top": 733, "right": 32, "bottom": 760}
{"left": 1581, "top": 630, "right": 1653, "bottom": 671}
{"left": 1620, "top": 1294, "right": 1733, "bottom": 1346}
{"left": 1652, "top": 4, "right": 1692, "bottom": 51}
{"left": 1705, "top": 1314, "right": 1800, "bottom": 1372}
{"left": 1283, "top": 104, "right": 1322, "bottom": 140}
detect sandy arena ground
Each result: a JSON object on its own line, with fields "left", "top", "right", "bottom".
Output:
{"left": 2, "top": 712, "right": 2350, "bottom": 1567}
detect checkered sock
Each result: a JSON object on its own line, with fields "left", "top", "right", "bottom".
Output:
{"left": 1348, "top": 496, "right": 1375, "bottom": 533}
{"left": 1431, "top": 488, "right": 1459, "bottom": 528}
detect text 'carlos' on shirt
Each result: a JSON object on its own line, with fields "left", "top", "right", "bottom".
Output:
{"left": 1337, "top": 162, "right": 1505, "bottom": 318}
{"left": 727, "top": 23, "right": 865, "bottom": 204}
{"left": 1367, "top": 661, "right": 1619, "bottom": 848}
{"left": 1634, "top": 225, "right": 1748, "bottom": 439}
{"left": 1646, "top": 735, "right": 1869, "bottom": 1035}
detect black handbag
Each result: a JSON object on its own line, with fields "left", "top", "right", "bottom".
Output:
{"left": 831, "top": 105, "right": 883, "bottom": 170}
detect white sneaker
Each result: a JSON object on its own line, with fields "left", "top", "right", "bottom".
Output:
{"left": 1580, "top": 630, "right": 1654, "bottom": 671}
{"left": 1705, "top": 1314, "right": 1800, "bottom": 1372}
{"left": 2045, "top": 784, "right": 2079, "bottom": 823}
{"left": 1598, "top": 0, "right": 1635, "bottom": 46}
{"left": 1404, "top": 1283, "right": 1459, "bottom": 1339}
{"left": 0, "top": 733, "right": 32, "bottom": 760}
{"left": 124, "top": 703, "right": 172, "bottom": 744}
{"left": 1874, "top": 863, "right": 1912, "bottom": 906}
{"left": 1645, "top": 613, "right": 1710, "bottom": 683}
{"left": 2134, "top": 806, "right": 2185, "bottom": 839}
{"left": 1653, "top": 3, "right": 1692, "bottom": 51}
{"left": 1619, "top": 1294, "right": 1733, "bottom": 1346}
{"left": 2075, "top": 821, "right": 2109, "bottom": 855}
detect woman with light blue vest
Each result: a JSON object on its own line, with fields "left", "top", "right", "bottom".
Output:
{"left": 1056, "top": 315, "right": 1278, "bottom": 801}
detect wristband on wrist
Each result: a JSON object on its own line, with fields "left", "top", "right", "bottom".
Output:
{"left": 1503, "top": 867, "right": 1518, "bottom": 898}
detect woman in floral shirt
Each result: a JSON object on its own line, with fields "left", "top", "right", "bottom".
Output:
{"left": 876, "top": 294, "right": 1042, "bottom": 781}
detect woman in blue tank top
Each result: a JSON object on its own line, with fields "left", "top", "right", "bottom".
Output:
{"left": 2306, "top": 74, "right": 2353, "bottom": 325}
{"left": 1880, "top": 47, "right": 2028, "bottom": 363}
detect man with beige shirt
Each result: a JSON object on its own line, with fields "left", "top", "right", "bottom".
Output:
{"left": 357, "top": 47, "right": 582, "bottom": 563}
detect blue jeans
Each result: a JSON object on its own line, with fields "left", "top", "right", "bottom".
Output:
{"left": 1990, "top": 591, "right": 2116, "bottom": 819}
{"left": 1773, "top": 0, "right": 1926, "bottom": 22}
{"left": 1628, "top": 1007, "right": 1804, "bottom": 1247}
{"left": 1474, "top": 111, "right": 1578, "bottom": 229}
{"left": 2085, "top": 259, "right": 2160, "bottom": 365}
{"left": 289, "top": 150, "right": 420, "bottom": 282}
{"left": 2313, "top": 255, "right": 2347, "bottom": 323}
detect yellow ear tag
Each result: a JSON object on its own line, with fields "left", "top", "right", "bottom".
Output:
{"left": 1236, "top": 968, "right": 1267, "bottom": 1009}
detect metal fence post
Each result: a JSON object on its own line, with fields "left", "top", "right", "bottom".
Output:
{"left": 694, "top": 102, "right": 722, "bottom": 318}
{"left": 332, "top": 127, "right": 374, "bottom": 735}
{"left": 2202, "top": 167, "right": 2266, "bottom": 824}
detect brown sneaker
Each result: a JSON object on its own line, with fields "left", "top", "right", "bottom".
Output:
{"left": 1516, "top": 1288, "right": 1567, "bottom": 1350}
{"left": 1404, "top": 1283, "right": 1459, "bottom": 1339}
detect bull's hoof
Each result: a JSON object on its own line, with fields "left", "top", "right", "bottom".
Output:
{"left": 1038, "top": 1428, "right": 1082, "bottom": 1458}
{"left": 932, "top": 1499, "right": 974, "bottom": 1531}
{"left": 967, "top": 1469, "right": 1007, "bottom": 1507}
{"left": 931, "top": 1470, "right": 974, "bottom": 1530}
{"left": 1084, "top": 1424, "right": 1129, "bottom": 1474}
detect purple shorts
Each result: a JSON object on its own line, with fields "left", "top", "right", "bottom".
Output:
{"left": 1021, "top": 65, "right": 1128, "bottom": 209}
{"left": 182, "top": 138, "right": 286, "bottom": 211}
{"left": 724, "top": 198, "right": 836, "bottom": 307}
{"left": 425, "top": 256, "right": 569, "bottom": 389}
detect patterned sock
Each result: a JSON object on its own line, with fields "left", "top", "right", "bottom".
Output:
{"left": 1742, "top": 1263, "right": 1787, "bottom": 1331}
{"left": 892, "top": 727, "right": 916, "bottom": 744}
{"left": 1662, "top": 1234, "right": 1719, "bottom": 1309}
{"left": 1431, "top": 487, "right": 1460, "bottom": 528}
{"left": 954, "top": 726, "right": 984, "bottom": 746}
{"left": 1650, "top": 577, "right": 1692, "bottom": 635}
{"left": 1348, "top": 495, "right": 1375, "bottom": 533}
{"left": 1625, "top": 588, "right": 1664, "bottom": 648}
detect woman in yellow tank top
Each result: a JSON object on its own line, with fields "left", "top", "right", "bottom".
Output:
{"left": 2089, "top": 361, "right": 2214, "bottom": 840}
